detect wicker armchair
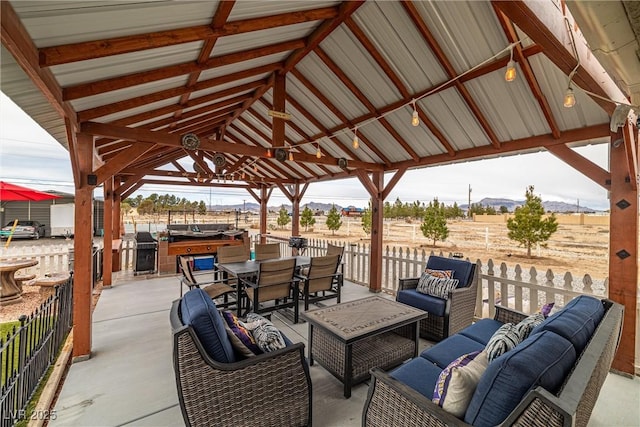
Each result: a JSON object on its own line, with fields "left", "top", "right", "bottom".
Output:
{"left": 170, "top": 297, "right": 312, "bottom": 427}
{"left": 295, "top": 254, "right": 342, "bottom": 311}
{"left": 396, "top": 255, "right": 478, "bottom": 341}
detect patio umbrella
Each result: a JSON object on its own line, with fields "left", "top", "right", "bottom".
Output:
{"left": 0, "top": 181, "right": 61, "bottom": 202}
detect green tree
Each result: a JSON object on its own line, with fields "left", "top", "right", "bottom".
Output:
{"left": 277, "top": 205, "right": 291, "bottom": 229}
{"left": 499, "top": 205, "right": 509, "bottom": 214}
{"left": 198, "top": 201, "right": 207, "bottom": 215}
{"left": 468, "top": 203, "right": 485, "bottom": 216}
{"left": 485, "top": 205, "right": 497, "bottom": 215}
{"left": 507, "top": 185, "right": 559, "bottom": 257}
{"left": 326, "top": 204, "right": 342, "bottom": 235}
{"left": 361, "top": 202, "right": 372, "bottom": 235}
{"left": 420, "top": 198, "right": 449, "bottom": 247}
{"left": 445, "top": 202, "right": 464, "bottom": 219}
{"left": 300, "top": 206, "right": 316, "bottom": 231}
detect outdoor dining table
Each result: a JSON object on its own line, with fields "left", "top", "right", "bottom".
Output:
{"left": 216, "top": 256, "right": 310, "bottom": 316}
{"left": 0, "top": 259, "right": 39, "bottom": 305}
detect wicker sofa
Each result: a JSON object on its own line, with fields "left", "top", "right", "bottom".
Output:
{"left": 170, "top": 288, "right": 312, "bottom": 427}
{"left": 363, "top": 295, "right": 624, "bottom": 427}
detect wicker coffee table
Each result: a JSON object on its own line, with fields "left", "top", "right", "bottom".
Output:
{"left": 300, "top": 296, "right": 427, "bottom": 398}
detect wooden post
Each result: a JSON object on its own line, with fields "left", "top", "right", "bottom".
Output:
{"left": 609, "top": 128, "right": 638, "bottom": 375}
{"left": 102, "top": 177, "right": 113, "bottom": 288}
{"left": 260, "top": 186, "right": 268, "bottom": 244}
{"left": 112, "top": 180, "right": 122, "bottom": 271}
{"left": 369, "top": 171, "right": 384, "bottom": 293}
{"left": 72, "top": 132, "right": 94, "bottom": 360}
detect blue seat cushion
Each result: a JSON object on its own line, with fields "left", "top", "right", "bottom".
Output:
{"left": 426, "top": 256, "right": 475, "bottom": 288}
{"left": 180, "top": 288, "right": 236, "bottom": 363}
{"left": 420, "top": 334, "right": 485, "bottom": 369}
{"left": 531, "top": 295, "right": 604, "bottom": 354}
{"left": 390, "top": 357, "right": 443, "bottom": 398}
{"left": 464, "top": 331, "right": 576, "bottom": 427}
{"left": 459, "top": 319, "right": 504, "bottom": 345}
{"left": 397, "top": 289, "right": 446, "bottom": 317}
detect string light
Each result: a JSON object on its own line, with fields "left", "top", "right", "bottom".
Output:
{"left": 253, "top": 164, "right": 258, "bottom": 172}
{"left": 352, "top": 127, "right": 359, "bottom": 149}
{"left": 266, "top": 148, "right": 272, "bottom": 158}
{"left": 316, "top": 143, "right": 322, "bottom": 158}
{"left": 288, "top": 151, "right": 294, "bottom": 161}
{"left": 505, "top": 46, "right": 516, "bottom": 82}
{"left": 562, "top": 17, "right": 579, "bottom": 109}
{"left": 563, "top": 87, "right": 576, "bottom": 108}
{"left": 241, "top": 172, "right": 245, "bottom": 179}
{"left": 411, "top": 100, "right": 420, "bottom": 127}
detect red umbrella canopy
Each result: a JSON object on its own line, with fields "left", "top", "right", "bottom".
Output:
{"left": 0, "top": 181, "right": 62, "bottom": 202}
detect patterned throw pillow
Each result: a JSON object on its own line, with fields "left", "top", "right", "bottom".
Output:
{"left": 514, "top": 313, "right": 545, "bottom": 341}
{"left": 244, "top": 313, "right": 286, "bottom": 352}
{"left": 485, "top": 323, "right": 521, "bottom": 362}
{"left": 540, "top": 302, "right": 555, "bottom": 317}
{"left": 221, "top": 311, "right": 262, "bottom": 358}
{"left": 425, "top": 268, "right": 453, "bottom": 279}
{"left": 416, "top": 272, "right": 460, "bottom": 300}
{"left": 433, "top": 351, "right": 488, "bottom": 418}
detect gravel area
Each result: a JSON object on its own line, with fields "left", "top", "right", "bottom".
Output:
{"left": 0, "top": 284, "right": 45, "bottom": 323}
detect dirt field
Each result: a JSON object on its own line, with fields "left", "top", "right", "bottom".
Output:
{"left": 259, "top": 215, "right": 610, "bottom": 281}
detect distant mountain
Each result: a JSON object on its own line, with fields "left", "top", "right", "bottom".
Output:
{"left": 462, "top": 197, "right": 600, "bottom": 213}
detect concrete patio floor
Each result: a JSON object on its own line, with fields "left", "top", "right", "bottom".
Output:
{"left": 49, "top": 273, "right": 639, "bottom": 427}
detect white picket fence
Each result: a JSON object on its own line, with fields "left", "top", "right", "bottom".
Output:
{"left": 0, "top": 243, "right": 73, "bottom": 277}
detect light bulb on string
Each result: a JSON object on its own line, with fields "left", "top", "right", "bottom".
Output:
{"left": 316, "top": 143, "right": 322, "bottom": 159}
{"left": 253, "top": 164, "right": 258, "bottom": 172}
{"left": 563, "top": 86, "right": 575, "bottom": 108}
{"left": 288, "top": 151, "right": 294, "bottom": 161}
{"left": 266, "top": 148, "right": 272, "bottom": 158}
{"left": 241, "top": 172, "right": 245, "bottom": 179}
{"left": 411, "top": 100, "right": 420, "bottom": 127}
{"left": 505, "top": 46, "right": 516, "bottom": 82}
{"left": 352, "top": 127, "right": 359, "bottom": 149}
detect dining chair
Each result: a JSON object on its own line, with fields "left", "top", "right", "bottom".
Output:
{"left": 240, "top": 258, "right": 299, "bottom": 323}
{"left": 215, "top": 244, "right": 250, "bottom": 284}
{"left": 254, "top": 243, "right": 281, "bottom": 261}
{"left": 178, "top": 256, "right": 236, "bottom": 309}
{"left": 295, "top": 254, "right": 342, "bottom": 312}
{"left": 326, "top": 243, "right": 345, "bottom": 260}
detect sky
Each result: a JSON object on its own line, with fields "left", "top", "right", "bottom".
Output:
{"left": 0, "top": 92, "right": 611, "bottom": 211}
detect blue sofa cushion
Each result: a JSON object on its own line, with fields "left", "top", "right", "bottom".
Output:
{"left": 531, "top": 295, "right": 604, "bottom": 353}
{"left": 180, "top": 288, "right": 236, "bottom": 363}
{"left": 390, "top": 357, "right": 443, "bottom": 398}
{"left": 459, "top": 319, "right": 504, "bottom": 345}
{"left": 464, "top": 331, "right": 576, "bottom": 427}
{"left": 397, "top": 289, "right": 447, "bottom": 317}
{"left": 426, "top": 256, "right": 475, "bottom": 288}
{"left": 420, "top": 334, "right": 485, "bottom": 369}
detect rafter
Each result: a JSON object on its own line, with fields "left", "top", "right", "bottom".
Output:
{"left": 493, "top": 6, "right": 561, "bottom": 139}
{"left": 402, "top": 1, "right": 501, "bottom": 149}
{"left": 63, "top": 39, "right": 305, "bottom": 101}
{"left": 40, "top": 7, "right": 338, "bottom": 67}
{"left": 546, "top": 144, "right": 610, "bottom": 188}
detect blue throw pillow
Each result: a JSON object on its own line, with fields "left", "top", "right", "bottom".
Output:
{"left": 180, "top": 288, "right": 236, "bottom": 363}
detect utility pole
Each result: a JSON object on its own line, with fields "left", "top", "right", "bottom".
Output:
{"left": 467, "top": 184, "right": 472, "bottom": 219}
{"left": 576, "top": 198, "right": 580, "bottom": 214}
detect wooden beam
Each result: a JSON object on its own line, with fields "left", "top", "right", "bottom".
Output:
{"left": 63, "top": 39, "right": 305, "bottom": 100}
{"left": 0, "top": 2, "right": 77, "bottom": 127}
{"left": 546, "top": 144, "right": 611, "bottom": 189}
{"left": 402, "top": 1, "right": 501, "bottom": 149}
{"left": 40, "top": 7, "right": 338, "bottom": 66}
{"left": 72, "top": 132, "right": 94, "bottom": 359}
{"left": 382, "top": 167, "right": 408, "bottom": 200}
{"left": 94, "top": 142, "right": 157, "bottom": 185}
{"left": 493, "top": 0, "right": 628, "bottom": 115}
{"left": 623, "top": 122, "right": 638, "bottom": 190}
{"left": 492, "top": 6, "right": 561, "bottom": 139}
{"left": 608, "top": 131, "right": 638, "bottom": 375}
{"left": 272, "top": 73, "right": 286, "bottom": 147}
{"left": 64, "top": 118, "right": 81, "bottom": 187}
{"left": 369, "top": 171, "right": 384, "bottom": 293}
{"left": 102, "top": 178, "right": 113, "bottom": 288}
{"left": 391, "top": 124, "right": 611, "bottom": 171}
{"left": 79, "top": 63, "right": 280, "bottom": 122}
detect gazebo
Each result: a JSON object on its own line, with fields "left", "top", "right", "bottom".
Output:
{"left": 1, "top": 0, "right": 637, "bottom": 375}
